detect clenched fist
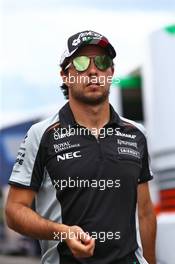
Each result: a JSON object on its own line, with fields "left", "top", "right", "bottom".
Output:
{"left": 64, "top": 225, "right": 95, "bottom": 258}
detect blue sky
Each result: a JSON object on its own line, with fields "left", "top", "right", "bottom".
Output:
{"left": 1, "top": 0, "right": 175, "bottom": 127}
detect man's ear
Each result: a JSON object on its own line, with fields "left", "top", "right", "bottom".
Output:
{"left": 60, "top": 70, "right": 69, "bottom": 87}
{"left": 111, "top": 66, "right": 115, "bottom": 75}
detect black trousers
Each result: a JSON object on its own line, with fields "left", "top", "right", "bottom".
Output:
{"left": 110, "top": 251, "right": 140, "bottom": 264}
{"left": 59, "top": 251, "right": 141, "bottom": 264}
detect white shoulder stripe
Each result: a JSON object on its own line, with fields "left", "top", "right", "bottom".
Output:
{"left": 120, "top": 116, "right": 147, "bottom": 138}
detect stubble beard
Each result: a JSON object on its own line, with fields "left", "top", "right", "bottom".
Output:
{"left": 69, "top": 85, "right": 110, "bottom": 106}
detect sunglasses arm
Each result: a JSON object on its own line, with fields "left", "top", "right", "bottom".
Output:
{"left": 64, "top": 62, "right": 72, "bottom": 71}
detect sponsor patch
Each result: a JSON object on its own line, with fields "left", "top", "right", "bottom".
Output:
{"left": 115, "top": 131, "right": 136, "bottom": 139}
{"left": 53, "top": 128, "right": 74, "bottom": 140}
{"left": 22, "top": 133, "right": 28, "bottom": 143}
{"left": 53, "top": 141, "right": 80, "bottom": 153}
{"left": 117, "top": 139, "right": 137, "bottom": 148}
{"left": 14, "top": 147, "right": 25, "bottom": 166}
{"left": 118, "top": 147, "right": 140, "bottom": 159}
{"left": 57, "top": 151, "right": 82, "bottom": 162}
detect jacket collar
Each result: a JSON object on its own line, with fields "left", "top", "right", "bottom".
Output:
{"left": 59, "top": 102, "right": 122, "bottom": 128}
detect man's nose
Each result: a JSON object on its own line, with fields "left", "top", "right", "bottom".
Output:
{"left": 87, "top": 58, "right": 98, "bottom": 75}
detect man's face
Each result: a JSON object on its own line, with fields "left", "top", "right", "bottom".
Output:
{"left": 62, "top": 45, "right": 114, "bottom": 105}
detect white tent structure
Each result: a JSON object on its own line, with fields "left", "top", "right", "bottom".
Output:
{"left": 143, "top": 24, "right": 175, "bottom": 264}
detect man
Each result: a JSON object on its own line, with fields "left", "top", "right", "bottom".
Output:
{"left": 5, "top": 30, "right": 156, "bottom": 264}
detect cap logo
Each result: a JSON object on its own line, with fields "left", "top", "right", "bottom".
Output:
{"left": 72, "top": 38, "right": 81, "bottom": 46}
{"left": 72, "top": 31, "right": 103, "bottom": 47}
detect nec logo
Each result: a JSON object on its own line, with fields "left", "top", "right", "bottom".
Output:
{"left": 57, "top": 151, "right": 82, "bottom": 162}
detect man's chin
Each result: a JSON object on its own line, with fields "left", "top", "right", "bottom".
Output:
{"left": 70, "top": 88, "right": 110, "bottom": 105}
{"left": 76, "top": 94, "right": 108, "bottom": 105}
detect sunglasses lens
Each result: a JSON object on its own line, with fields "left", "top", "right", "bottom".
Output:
{"left": 72, "top": 55, "right": 112, "bottom": 72}
{"left": 95, "top": 55, "right": 112, "bottom": 70}
{"left": 73, "top": 56, "right": 90, "bottom": 71}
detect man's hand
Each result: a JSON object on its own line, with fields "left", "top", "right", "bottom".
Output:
{"left": 65, "top": 225, "right": 95, "bottom": 258}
